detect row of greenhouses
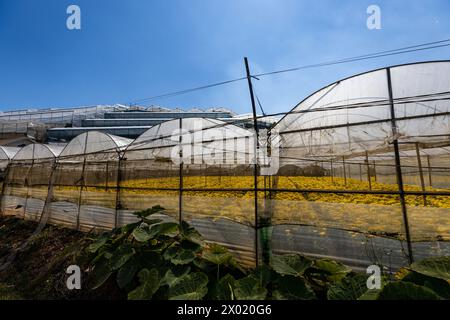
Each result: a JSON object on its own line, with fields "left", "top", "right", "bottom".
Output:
{"left": 1, "top": 61, "right": 449, "bottom": 270}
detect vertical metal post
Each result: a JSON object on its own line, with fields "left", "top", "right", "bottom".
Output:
{"left": 0, "top": 163, "right": 12, "bottom": 216}
{"left": 372, "top": 161, "right": 377, "bottom": 182}
{"left": 244, "top": 57, "right": 260, "bottom": 267}
{"left": 365, "top": 151, "right": 372, "bottom": 190}
{"left": 427, "top": 155, "right": 433, "bottom": 187}
{"left": 415, "top": 142, "right": 427, "bottom": 206}
{"left": 37, "top": 159, "right": 58, "bottom": 226}
{"left": 330, "top": 159, "right": 334, "bottom": 184}
{"left": 76, "top": 157, "right": 87, "bottom": 231}
{"left": 179, "top": 118, "right": 183, "bottom": 226}
{"left": 76, "top": 133, "right": 89, "bottom": 230}
{"left": 114, "top": 155, "right": 123, "bottom": 228}
{"left": 386, "top": 68, "right": 413, "bottom": 264}
{"left": 23, "top": 144, "right": 36, "bottom": 220}
{"left": 105, "top": 161, "right": 109, "bottom": 191}
{"left": 234, "top": 137, "right": 238, "bottom": 164}
{"left": 342, "top": 156, "right": 347, "bottom": 186}
{"left": 222, "top": 137, "right": 226, "bottom": 165}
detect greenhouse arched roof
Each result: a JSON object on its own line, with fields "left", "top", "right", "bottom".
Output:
{"left": 12, "top": 144, "right": 64, "bottom": 161}
{"left": 274, "top": 60, "right": 450, "bottom": 160}
{"left": 126, "top": 117, "right": 255, "bottom": 164}
{"left": 59, "top": 131, "right": 132, "bottom": 157}
{"left": 0, "top": 146, "right": 20, "bottom": 160}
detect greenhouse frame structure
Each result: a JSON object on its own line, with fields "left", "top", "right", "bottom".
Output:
{"left": 1, "top": 61, "right": 449, "bottom": 270}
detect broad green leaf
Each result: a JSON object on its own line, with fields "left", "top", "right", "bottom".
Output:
{"left": 170, "top": 249, "right": 196, "bottom": 265}
{"left": 150, "top": 222, "right": 180, "bottom": 238}
{"left": 119, "top": 221, "right": 141, "bottom": 234}
{"left": 163, "top": 245, "right": 179, "bottom": 261}
{"left": 252, "top": 265, "right": 273, "bottom": 288}
{"left": 358, "top": 289, "right": 381, "bottom": 300}
{"left": 273, "top": 275, "right": 316, "bottom": 300}
{"left": 117, "top": 258, "right": 139, "bottom": 289}
{"left": 203, "top": 244, "right": 232, "bottom": 266}
{"left": 91, "top": 258, "right": 113, "bottom": 290}
{"left": 378, "top": 281, "right": 441, "bottom": 300}
{"left": 109, "top": 244, "right": 135, "bottom": 270}
{"left": 142, "top": 218, "right": 163, "bottom": 225}
{"left": 132, "top": 224, "right": 152, "bottom": 242}
{"left": 128, "top": 268, "right": 160, "bottom": 300}
{"left": 310, "top": 258, "right": 351, "bottom": 282}
{"left": 161, "top": 266, "right": 191, "bottom": 287}
{"left": 193, "top": 257, "right": 215, "bottom": 273}
{"left": 168, "top": 272, "right": 209, "bottom": 300}
{"left": 181, "top": 221, "right": 205, "bottom": 246}
{"left": 132, "top": 205, "right": 165, "bottom": 218}
{"left": 234, "top": 275, "right": 267, "bottom": 300}
{"left": 410, "top": 256, "right": 450, "bottom": 282}
{"left": 139, "top": 250, "right": 164, "bottom": 269}
{"left": 271, "top": 254, "right": 312, "bottom": 277}
{"left": 87, "top": 236, "right": 108, "bottom": 253}
{"left": 402, "top": 270, "right": 450, "bottom": 299}
{"left": 327, "top": 274, "right": 368, "bottom": 300}
{"left": 212, "top": 274, "right": 236, "bottom": 300}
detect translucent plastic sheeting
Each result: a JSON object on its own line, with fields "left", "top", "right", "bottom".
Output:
{"left": 2, "top": 144, "right": 62, "bottom": 220}
{"left": 275, "top": 61, "right": 450, "bottom": 158}
{"left": 270, "top": 61, "right": 450, "bottom": 268}
{"left": 125, "top": 117, "right": 255, "bottom": 164}
{"left": 12, "top": 144, "right": 64, "bottom": 162}
{"left": 59, "top": 131, "right": 131, "bottom": 159}
{"left": 119, "top": 118, "right": 256, "bottom": 219}
{"left": 1, "top": 62, "right": 449, "bottom": 270}
{"left": 49, "top": 132, "right": 131, "bottom": 231}
{"left": 0, "top": 146, "right": 20, "bottom": 161}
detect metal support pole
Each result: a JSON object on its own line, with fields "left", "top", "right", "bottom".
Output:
{"left": 23, "top": 145, "right": 36, "bottom": 220}
{"left": 37, "top": 160, "right": 58, "bottom": 226}
{"left": 244, "top": 57, "right": 260, "bottom": 267}
{"left": 105, "top": 161, "right": 109, "bottom": 191}
{"left": 427, "top": 155, "right": 433, "bottom": 187}
{"left": 387, "top": 68, "right": 413, "bottom": 264}
{"left": 76, "top": 157, "right": 87, "bottom": 231}
{"left": 365, "top": 151, "right": 372, "bottom": 190}
{"left": 342, "top": 156, "right": 347, "bottom": 186}
{"left": 372, "top": 161, "right": 377, "bottom": 182}
{"left": 76, "top": 133, "right": 89, "bottom": 230}
{"left": 0, "top": 163, "right": 12, "bottom": 216}
{"left": 114, "top": 156, "right": 123, "bottom": 228}
{"left": 179, "top": 118, "right": 183, "bottom": 226}
{"left": 330, "top": 159, "right": 334, "bottom": 184}
{"left": 415, "top": 142, "right": 427, "bottom": 206}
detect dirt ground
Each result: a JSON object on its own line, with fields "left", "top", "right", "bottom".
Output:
{"left": 0, "top": 216, "right": 124, "bottom": 300}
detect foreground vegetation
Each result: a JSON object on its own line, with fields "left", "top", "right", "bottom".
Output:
{"left": 0, "top": 208, "right": 449, "bottom": 300}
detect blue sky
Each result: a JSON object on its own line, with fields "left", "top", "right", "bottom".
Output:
{"left": 0, "top": 0, "right": 450, "bottom": 114}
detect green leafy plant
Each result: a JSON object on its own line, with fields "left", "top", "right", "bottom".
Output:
{"left": 84, "top": 206, "right": 245, "bottom": 300}
{"left": 82, "top": 206, "right": 450, "bottom": 300}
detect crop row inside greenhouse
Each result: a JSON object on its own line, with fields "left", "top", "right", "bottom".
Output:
{"left": 0, "top": 61, "right": 449, "bottom": 271}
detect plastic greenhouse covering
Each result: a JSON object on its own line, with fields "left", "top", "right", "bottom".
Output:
{"left": 0, "top": 61, "right": 449, "bottom": 270}
{"left": 0, "top": 146, "right": 19, "bottom": 170}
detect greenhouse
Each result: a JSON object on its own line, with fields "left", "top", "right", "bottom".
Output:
{"left": 0, "top": 146, "right": 19, "bottom": 170}
{"left": 44, "top": 131, "right": 132, "bottom": 229}
{"left": 1, "top": 144, "right": 64, "bottom": 221}
{"left": 0, "top": 61, "right": 449, "bottom": 270}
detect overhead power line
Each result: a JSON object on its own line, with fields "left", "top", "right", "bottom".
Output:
{"left": 129, "top": 77, "right": 246, "bottom": 105}
{"left": 254, "top": 39, "right": 450, "bottom": 77}
{"left": 127, "top": 38, "right": 450, "bottom": 105}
